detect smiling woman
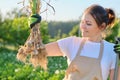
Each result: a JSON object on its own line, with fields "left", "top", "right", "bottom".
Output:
{"left": 80, "top": 13, "right": 102, "bottom": 41}
{"left": 44, "top": 4, "right": 119, "bottom": 80}
{"left": 80, "top": 4, "right": 115, "bottom": 42}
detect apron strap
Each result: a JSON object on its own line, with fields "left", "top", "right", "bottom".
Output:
{"left": 76, "top": 38, "right": 86, "bottom": 57}
{"left": 65, "top": 38, "right": 86, "bottom": 78}
{"left": 67, "top": 38, "right": 86, "bottom": 68}
{"left": 98, "top": 41, "right": 104, "bottom": 61}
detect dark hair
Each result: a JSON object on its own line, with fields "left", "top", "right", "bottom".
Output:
{"left": 84, "top": 4, "right": 115, "bottom": 28}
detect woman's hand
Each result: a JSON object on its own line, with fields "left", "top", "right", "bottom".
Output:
{"left": 114, "top": 37, "right": 120, "bottom": 54}
{"left": 28, "top": 14, "right": 41, "bottom": 28}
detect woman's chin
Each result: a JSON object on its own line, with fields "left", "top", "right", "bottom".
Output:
{"left": 81, "top": 34, "right": 88, "bottom": 37}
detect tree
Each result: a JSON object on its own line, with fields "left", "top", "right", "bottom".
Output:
{"left": 105, "top": 19, "right": 120, "bottom": 42}
{"left": 69, "top": 24, "right": 79, "bottom": 36}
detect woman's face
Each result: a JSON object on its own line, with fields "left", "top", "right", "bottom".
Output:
{"left": 80, "top": 13, "right": 102, "bottom": 38}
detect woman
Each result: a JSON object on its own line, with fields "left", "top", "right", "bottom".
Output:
{"left": 29, "top": 4, "right": 119, "bottom": 80}
{"left": 45, "top": 4, "right": 118, "bottom": 80}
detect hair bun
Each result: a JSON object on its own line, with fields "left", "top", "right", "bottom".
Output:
{"left": 105, "top": 8, "right": 115, "bottom": 26}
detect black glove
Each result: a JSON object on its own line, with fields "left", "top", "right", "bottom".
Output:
{"left": 114, "top": 37, "right": 120, "bottom": 58}
{"left": 29, "top": 14, "right": 41, "bottom": 28}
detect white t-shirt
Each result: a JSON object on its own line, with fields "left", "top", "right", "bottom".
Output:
{"left": 57, "top": 36, "right": 116, "bottom": 80}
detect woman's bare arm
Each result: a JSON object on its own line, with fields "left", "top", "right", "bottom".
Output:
{"left": 110, "top": 67, "right": 120, "bottom": 80}
{"left": 45, "top": 42, "right": 63, "bottom": 56}
{"left": 110, "top": 69, "right": 114, "bottom": 80}
{"left": 118, "top": 67, "right": 120, "bottom": 80}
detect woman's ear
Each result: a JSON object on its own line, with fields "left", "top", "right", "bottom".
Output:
{"left": 100, "top": 23, "right": 106, "bottom": 31}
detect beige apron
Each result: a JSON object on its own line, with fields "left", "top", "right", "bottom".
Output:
{"left": 64, "top": 39, "right": 104, "bottom": 80}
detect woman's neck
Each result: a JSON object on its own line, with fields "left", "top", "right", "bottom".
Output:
{"left": 84, "top": 35, "right": 102, "bottom": 43}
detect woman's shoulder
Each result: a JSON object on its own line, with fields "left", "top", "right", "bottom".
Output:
{"left": 65, "top": 36, "right": 81, "bottom": 39}
{"left": 57, "top": 36, "right": 82, "bottom": 42}
{"left": 103, "top": 40, "right": 115, "bottom": 47}
{"left": 71, "top": 36, "right": 82, "bottom": 41}
{"left": 103, "top": 40, "right": 116, "bottom": 56}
